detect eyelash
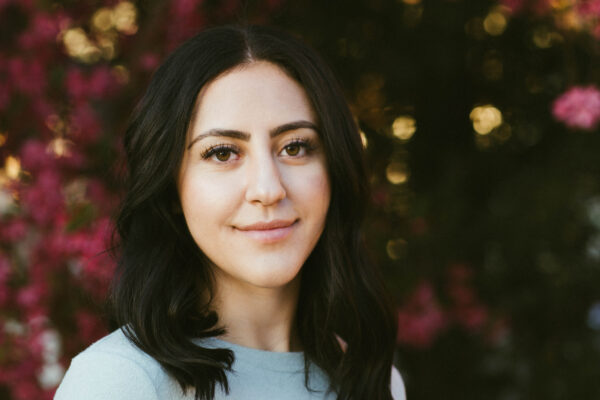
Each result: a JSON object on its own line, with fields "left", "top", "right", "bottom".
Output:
{"left": 200, "top": 138, "right": 316, "bottom": 161}
{"left": 201, "top": 143, "right": 239, "bottom": 160}
{"left": 284, "top": 137, "right": 316, "bottom": 156}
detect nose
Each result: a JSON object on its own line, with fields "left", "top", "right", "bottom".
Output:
{"left": 244, "top": 153, "right": 287, "bottom": 206}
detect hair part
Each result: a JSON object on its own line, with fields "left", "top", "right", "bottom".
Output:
{"left": 111, "top": 25, "right": 397, "bottom": 400}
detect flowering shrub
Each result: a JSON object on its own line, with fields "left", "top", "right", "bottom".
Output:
{"left": 501, "top": 0, "right": 600, "bottom": 37}
{"left": 552, "top": 85, "right": 600, "bottom": 130}
{"left": 0, "top": 1, "right": 282, "bottom": 398}
{"left": 1, "top": 0, "right": 599, "bottom": 399}
{"left": 397, "top": 281, "right": 448, "bottom": 348}
{"left": 499, "top": 2, "right": 600, "bottom": 130}
{"left": 397, "top": 265, "right": 502, "bottom": 349}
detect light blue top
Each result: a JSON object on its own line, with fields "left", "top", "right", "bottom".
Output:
{"left": 54, "top": 329, "right": 406, "bottom": 400}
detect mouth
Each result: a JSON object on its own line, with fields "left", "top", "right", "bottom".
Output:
{"left": 235, "top": 219, "right": 298, "bottom": 243}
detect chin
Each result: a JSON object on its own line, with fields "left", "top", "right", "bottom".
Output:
{"left": 239, "top": 261, "right": 304, "bottom": 289}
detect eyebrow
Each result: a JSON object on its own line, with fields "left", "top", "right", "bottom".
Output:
{"left": 187, "top": 120, "right": 319, "bottom": 150}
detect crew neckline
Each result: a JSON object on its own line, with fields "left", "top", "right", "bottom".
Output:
{"left": 197, "top": 336, "right": 307, "bottom": 373}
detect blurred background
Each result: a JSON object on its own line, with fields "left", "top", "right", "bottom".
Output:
{"left": 1, "top": 0, "right": 600, "bottom": 398}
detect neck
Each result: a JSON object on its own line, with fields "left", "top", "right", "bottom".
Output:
{"left": 209, "top": 271, "right": 303, "bottom": 352}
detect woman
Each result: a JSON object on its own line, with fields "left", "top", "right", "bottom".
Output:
{"left": 55, "top": 25, "right": 405, "bottom": 400}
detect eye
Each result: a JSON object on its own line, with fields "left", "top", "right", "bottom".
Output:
{"left": 201, "top": 144, "right": 239, "bottom": 162}
{"left": 281, "top": 138, "right": 315, "bottom": 157}
{"left": 284, "top": 143, "right": 301, "bottom": 156}
{"left": 215, "top": 149, "right": 232, "bottom": 161}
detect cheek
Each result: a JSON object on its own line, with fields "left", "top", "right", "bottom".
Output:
{"left": 287, "top": 165, "right": 330, "bottom": 213}
{"left": 178, "top": 171, "right": 241, "bottom": 228}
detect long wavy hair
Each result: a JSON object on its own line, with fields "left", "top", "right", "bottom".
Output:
{"left": 111, "top": 25, "right": 397, "bottom": 400}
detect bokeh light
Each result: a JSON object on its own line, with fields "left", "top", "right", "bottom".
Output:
{"left": 48, "top": 138, "right": 74, "bottom": 158}
{"left": 112, "top": 65, "right": 130, "bottom": 84}
{"left": 483, "top": 9, "right": 507, "bottom": 36}
{"left": 91, "top": 8, "right": 113, "bottom": 32}
{"left": 61, "top": 28, "right": 102, "bottom": 64}
{"left": 392, "top": 116, "right": 417, "bottom": 140}
{"left": 62, "top": 2, "right": 137, "bottom": 63}
{"left": 386, "top": 162, "right": 410, "bottom": 185}
{"left": 46, "top": 114, "right": 67, "bottom": 135}
{"left": 470, "top": 105, "right": 503, "bottom": 135}
{"left": 4, "top": 156, "right": 21, "bottom": 180}
{"left": 386, "top": 238, "right": 407, "bottom": 260}
{"left": 112, "top": 2, "right": 138, "bottom": 35}
{"left": 2, "top": 1, "right": 600, "bottom": 398}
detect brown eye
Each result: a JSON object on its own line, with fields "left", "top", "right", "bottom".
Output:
{"left": 215, "top": 150, "right": 231, "bottom": 161}
{"left": 202, "top": 144, "right": 238, "bottom": 162}
{"left": 285, "top": 144, "right": 300, "bottom": 156}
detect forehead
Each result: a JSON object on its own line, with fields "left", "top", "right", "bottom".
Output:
{"left": 190, "top": 61, "right": 316, "bottom": 131}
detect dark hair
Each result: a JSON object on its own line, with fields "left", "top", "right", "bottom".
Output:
{"left": 111, "top": 25, "right": 397, "bottom": 400}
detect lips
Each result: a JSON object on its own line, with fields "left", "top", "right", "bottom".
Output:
{"left": 235, "top": 219, "right": 298, "bottom": 243}
{"left": 236, "top": 219, "right": 296, "bottom": 231}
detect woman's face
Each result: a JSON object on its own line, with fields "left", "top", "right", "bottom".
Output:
{"left": 177, "top": 61, "right": 330, "bottom": 292}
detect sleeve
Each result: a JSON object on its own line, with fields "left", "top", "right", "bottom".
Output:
{"left": 390, "top": 366, "right": 406, "bottom": 400}
{"left": 54, "top": 351, "right": 160, "bottom": 400}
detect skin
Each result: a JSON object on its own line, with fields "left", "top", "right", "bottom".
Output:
{"left": 177, "top": 61, "right": 331, "bottom": 352}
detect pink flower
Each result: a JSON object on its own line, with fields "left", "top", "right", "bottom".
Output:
{"left": 500, "top": 0, "right": 551, "bottom": 15}
{"left": 31, "top": 226, "right": 73, "bottom": 268}
{"left": 500, "top": 0, "right": 525, "bottom": 14}
{"left": 76, "top": 311, "right": 107, "bottom": 344}
{"left": 20, "top": 140, "right": 55, "bottom": 173}
{"left": 65, "top": 68, "right": 87, "bottom": 101}
{"left": 32, "top": 98, "right": 55, "bottom": 123}
{"left": 0, "top": 218, "right": 27, "bottom": 242}
{"left": 167, "top": 0, "right": 207, "bottom": 49}
{"left": 397, "top": 282, "right": 448, "bottom": 348}
{"left": 0, "top": 256, "right": 11, "bottom": 305}
{"left": 86, "top": 179, "right": 117, "bottom": 215}
{"left": 66, "top": 67, "right": 118, "bottom": 102}
{"left": 445, "top": 264, "right": 489, "bottom": 332}
{"left": 18, "top": 13, "right": 60, "bottom": 49}
{"left": 88, "top": 67, "right": 118, "bottom": 98}
{"left": 552, "top": 85, "right": 600, "bottom": 130}
{"left": 577, "top": 0, "right": 600, "bottom": 17}
{"left": 12, "top": 380, "right": 40, "bottom": 400}
{"left": 74, "top": 219, "right": 116, "bottom": 298}
{"left": 0, "top": 256, "right": 11, "bottom": 282}
{"left": 16, "top": 283, "right": 47, "bottom": 309}
{"left": 7, "top": 57, "right": 46, "bottom": 96}
{"left": 56, "top": 144, "right": 86, "bottom": 170}
{"left": 20, "top": 169, "right": 64, "bottom": 225}
{"left": 69, "top": 103, "right": 102, "bottom": 143}
{"left": 172, "top": 0, "right": 200, "bottom": 16}
{"left": 453, "top": 304, "right": 489, "bottom": 332}
{"left": 139, "top": 53, "right": 160, "bottom": 71}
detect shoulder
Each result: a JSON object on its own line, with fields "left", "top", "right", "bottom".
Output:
{"left": 391, "top": 366, "right": 406, "bottom": 400}
{"left": 54, "top": 329, "right": 167, "bottom": 400}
